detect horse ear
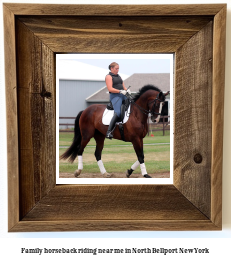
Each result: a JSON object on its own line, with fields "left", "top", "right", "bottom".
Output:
{"left": 164, "top": 91, "right": 170, "bottom": 96}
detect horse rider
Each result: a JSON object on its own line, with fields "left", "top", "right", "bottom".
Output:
{"left": 105, "top": 62, "right": 131, "bottom": 139}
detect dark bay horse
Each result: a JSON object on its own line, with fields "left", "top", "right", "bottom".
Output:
{"left": 60, "top": 85, "right": 169, "bottom": 178}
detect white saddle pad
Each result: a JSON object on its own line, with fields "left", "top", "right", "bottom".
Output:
{"left": 102, "top": 105, "right": 131, "bottom": 125}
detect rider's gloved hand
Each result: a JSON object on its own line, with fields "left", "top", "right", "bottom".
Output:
{"left": 120, "top": 90, "right": 127, "bottom": 95}
{"left": 126, "top": 89, "right": 131, "bottom": 95}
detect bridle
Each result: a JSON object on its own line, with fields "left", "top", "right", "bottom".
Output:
{"left": 148, "top": 92, "right": 165, "bottom": 116}
{"left": 128, "top": 92, "right": 165, "bottom": 116}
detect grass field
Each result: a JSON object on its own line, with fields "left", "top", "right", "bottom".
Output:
{"left": 59, "top": 131, "right": 170, "bottom": 174}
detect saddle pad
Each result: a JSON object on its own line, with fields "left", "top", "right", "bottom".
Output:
{"left": 102, "top": 105, "right": 131, "bottom": 125}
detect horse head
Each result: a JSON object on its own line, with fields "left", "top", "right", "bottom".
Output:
{"left": 149, "top": 91, "right": 169, "bottom": 123}
{"left": 133, "top": 85, "right": 169, "bottom": 123}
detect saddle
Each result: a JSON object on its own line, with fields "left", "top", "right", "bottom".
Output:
{"left": 106, "top": 98, "right": 130, "bottom": 122}
{"left": 103, "top": 99, "right": 130, "bottom": 124}
{"left": 102, "top": 99, "right": 131, "bottom": 141}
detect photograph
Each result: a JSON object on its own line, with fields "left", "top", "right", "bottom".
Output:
{"left": 56, "top": 54, "right": 174, "bottom": 184}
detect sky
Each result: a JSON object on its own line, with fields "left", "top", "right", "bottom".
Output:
{"left": 57, "top": 53, "right": 173, "bottom": 76}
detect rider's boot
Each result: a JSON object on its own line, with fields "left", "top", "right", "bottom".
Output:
{"left": 106, "top": 113, "right": 119, "bottom": 139}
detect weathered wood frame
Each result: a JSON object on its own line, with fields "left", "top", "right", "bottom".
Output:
{"left": 4, "top": 4, "right": 226, "bottom": 232}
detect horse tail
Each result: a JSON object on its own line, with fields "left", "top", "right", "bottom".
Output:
{"left": 60, "top": 111, "right": 83, "bottom": 163}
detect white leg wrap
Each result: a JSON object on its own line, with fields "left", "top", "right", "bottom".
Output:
{"left": 131, "top": 160, "right": 140, "bottom": 170}
{"left": 78, "top": 156, "right": 83, "bottom": 170}
{"left": 140, "top": 163, "right": 147, "bottom": 176}
{"left": 97, "top": 160, "right": 106, "bottom": 174}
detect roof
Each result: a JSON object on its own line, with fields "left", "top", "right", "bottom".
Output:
{"left": 57, "top": 59, "right": 129, "bottom": 81}
{"left": 86, "top": 73, "right": 170, "bottom": 102}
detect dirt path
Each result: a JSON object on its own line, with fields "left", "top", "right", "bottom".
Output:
{"left": 59, "top": 172, "right": 170, "bottom": 179}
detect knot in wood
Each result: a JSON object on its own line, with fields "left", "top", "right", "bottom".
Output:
{"left": 40, "top": 90, "right": 52, "bottom": 99}
{"left": 194, "top": 153, "right": 202, "bottom": 164}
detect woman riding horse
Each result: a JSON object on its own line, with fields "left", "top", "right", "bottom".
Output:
{"left": 105, "top": 62, "right": 131, "bottom": 139}
{"left": 60, "top": 84, "right": 168, "bottom": 178}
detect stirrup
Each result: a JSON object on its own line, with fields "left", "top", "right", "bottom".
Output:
{"left": 106, "top": 131, "right": 113, "bottom": 139}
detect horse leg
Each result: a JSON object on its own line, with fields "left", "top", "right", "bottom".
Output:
{"left": 74, "top": 133, "right": 93, "bottom": 177}
{"left": 130, "top": 139, "right": 152, "bottom": 178}
{"left": 94, "top": 130, "right": 111, "bottom": 178}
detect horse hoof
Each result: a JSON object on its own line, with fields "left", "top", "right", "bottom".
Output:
{"left": 144, "top": 174, "right": 152, "bottom": 178}
{"left": 74, "top": 169, "right": 81, "bottom": 177}
{"left": 103, "top": 172, "right": 111, "bottom": 178}
{"left": 126, "top": 170, "right": 131, "bottom": 178}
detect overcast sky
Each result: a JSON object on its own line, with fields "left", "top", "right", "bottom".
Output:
{"left": 57, "top": 53, "right": 173, "bottom": 76}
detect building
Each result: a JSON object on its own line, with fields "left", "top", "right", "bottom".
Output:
{"left": 58, "top": 59, "right": 128, "bottom": 129}
{"left": 86, "top": 73, "right": 171, "bottom": 121}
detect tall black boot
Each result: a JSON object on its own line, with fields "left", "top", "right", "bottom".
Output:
{"left": 106, "top": 113, "right": 119, "bottom": 139}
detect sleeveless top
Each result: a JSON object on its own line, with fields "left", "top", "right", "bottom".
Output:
{"left": 107, "top": 72, "right": 123, "bottom": 93}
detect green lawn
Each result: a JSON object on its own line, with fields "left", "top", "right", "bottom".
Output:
{"left": 59, "top": 131, "right": 170, "bottom": 174}
{"left": 59, "top": 131, "right": 170, "bottom": 146}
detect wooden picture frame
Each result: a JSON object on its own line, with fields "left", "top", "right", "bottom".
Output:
{"left": 4, "top": 3, "right": 226, "bottom": 232}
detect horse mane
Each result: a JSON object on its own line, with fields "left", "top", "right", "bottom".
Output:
{"left": 133, "top": 84, "right": 162, "bottom": 102}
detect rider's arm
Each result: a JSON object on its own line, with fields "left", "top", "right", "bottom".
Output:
{"left": 122, "top": 82, "right": 127, "bottom": 90}
{"left": 123, "top": 82, "right": 131, "bottom": 94}
{"left": 105, "top": 75, "right": 120, "bottom": 93}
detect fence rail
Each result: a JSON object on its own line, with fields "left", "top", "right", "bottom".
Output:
{"left": 148, "top": 115, "right": 170, "bottom": 136}
{"left": 59, "top": 117, "right": 75, "bottom": 132}
{"left": 59, "top": 115, "right": 170, "bottom": 135}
